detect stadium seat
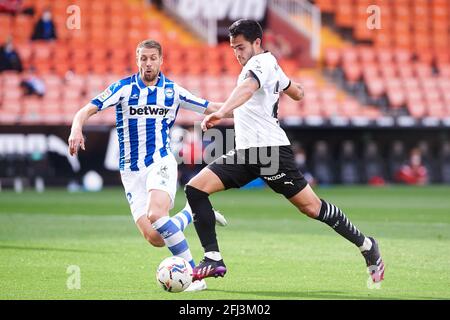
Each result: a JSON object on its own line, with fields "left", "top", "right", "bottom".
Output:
{"left": 438, "top": 78, "right": 450, "bottom": 96}
{"left": 407, "top": 101, "right": 427, "bottom": 119}
{"left": 62, "top": 89, "right": 83, "bottom": 103}
{"left": 435, "top": 52, "right": 450, "bottom": 66}
{"left": 403, "top": 78, "right": 420, "bottom": 91}
{"left": 341, "top": 47, "right": 358, "bottom": 64}
{"left": 365, "top": 77, "right": 384, "bottom": 99}
{"left": 91, "top": 62, "right": 108, "bottom": 75}
{"left": 414, "top": 63, "right": 433, "bottom": 78}
{"left": 398, "top": 64, "right": 414, "bottom": 78}
{"left": 339, "top": 140, "right": 361, "bottom": 184}
{"left": 353, "top": 18, "right": 374, "bottom": 41}
{"left": 0, "top": 15, "right": 12, "bottom": 36}
{"left": 205, "top": 62, "right": 223, "bottom": 76}
{"left": 362, "top": 106, "right": 381, "bottom": 119}
{"left": 380, "top": 62, "right": 397, "bottom": 79}
{"left": 320, "top": 87, "right": 338, "bottom": 104}
{"left": 387, "top": 89, "right": 406, "bottom": 109}
{"left": 53, "top": 46, "right": 69, "bottom": 61}
{"left": 3, "top": 88, "right": 22, "bottom": 101}
{"left": 303, "top": 101, "right": 322, "bottom": 117}
{"left": 321, "top": 100, "right": 340, "bottom": 118}
{"left": 406, "top": 89, "right": 423, "bottom": 103}
{"left": 64, "top": 75, "right": 85, "bottom": 91}
{"left": 373, "top": 31, "right": 392, "bottom": 48}
{"left": 341, "top": 98, "right": 361, "bottom": 117}
{"left": 15, "top": 44, "right": 33, "bottom": 66}
{"left": 343, "top": 62, "right": 362, "bottom": 84}
{"left": 394, "top": 49, "right": 412, "bottom": 64}
{"left": 279, "top": 96, "right": 302, "bottom": 117}
{"left": 22, "top": 97, "right": 41, "bottom": 115}
{"left": 442, "top": 88, "right": 450, "bottom": 105}
{"left": 377, "top": 48, "right": 393, "bottom": 64}
{"left": 0, "top": 110, "right": 19, "bottom": 124}
{"left": 12, "top": 14, "right": 33, "bottom": 42}
{"left": 385, "top": 78, "right": 403, "bottom": 91}
{"left": 61, "top": 97, "right": 83, "bottom": 114}
{"left": 423, "top": 89, "right": 442, "bottom": 103}
{"left": 1, "top": 72, "right": 21, "bottom": 87}
{"left": 427, "top": 102, "right": 446, "bottom": 118}
{"left": 394, "top": 32, "right": 412, "bottom": 50}
{"left": 42, "top": 87, "right": 61, "bottom": 102}
{"left": 358, "top": 46, "right": 376, "bottom": 63}
{"left": 420, "top": 77, "right": 438, "bottom": 91}
{"left": 335, "top": 0, "right": 354, "bottom": 28}
{"left": 438, "top": 64, "right": 450, "bottom": 78}
{"left": 315, "top": 0, "right": 334, "bottom": 13}
{"left": 362, "top": 62, "right": 379, "bottom": 79}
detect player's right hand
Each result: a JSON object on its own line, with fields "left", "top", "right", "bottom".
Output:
{"left": 68, "top": 130, "right": 85, "bottom": 156}
{"left": 201, "top": 111, "right": 224, "bottom": 131}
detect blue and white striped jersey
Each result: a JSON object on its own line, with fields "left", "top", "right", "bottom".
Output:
{"left": 91, "top": 72, "right": 209, "bottom": 171}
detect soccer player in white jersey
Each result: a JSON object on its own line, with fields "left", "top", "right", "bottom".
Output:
{"left": 68, "top": 40, "right": 227, "bottom": 292}
{"left": 184, "top": 20, "right": 385, "bottom": 285}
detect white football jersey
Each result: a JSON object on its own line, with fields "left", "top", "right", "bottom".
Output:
{"left": 233, "top": 51, "right": 291, "bottom": 149}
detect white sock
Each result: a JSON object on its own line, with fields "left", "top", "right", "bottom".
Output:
{"left": 171, "top": 203, "right": 193, "bottom": 232}
{"left": 152, "top": 216, "right": 195, "bottom": 268}
{"left": 205, "top": 251, "right": 222, "bottom": 261}
{"left": 359, "top": 237, "right": 373, "bottom": 252}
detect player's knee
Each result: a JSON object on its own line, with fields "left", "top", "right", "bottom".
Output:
{"left": 185, "top": 184, "right": 209, "bottom": 202}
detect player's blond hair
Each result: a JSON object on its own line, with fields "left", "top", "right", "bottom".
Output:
{"left": 136, "top": 40, "right": 162, "bottom": 57}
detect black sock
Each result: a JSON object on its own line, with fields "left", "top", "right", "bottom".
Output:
{"left": 316, "top": 199, "right": 366, "bottom": 247}
{"left": 185, "top": 185, "right": 219, "bottom": 252}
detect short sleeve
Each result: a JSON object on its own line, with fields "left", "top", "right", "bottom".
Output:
{"left": 91, "top": 81, "right": 124, "bottom": 111}
{"left": 178, "top": 85, "right": 209, "bottom": 114}
{"left": 243, "top": 56, "right": 270, "bottom": 88}
{"left": 278, "top": 65, "right": 291, "bottom": 91}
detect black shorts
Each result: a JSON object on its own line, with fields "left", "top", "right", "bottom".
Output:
{"left": 207, "top": 145, "right": 308, "bottom": 199}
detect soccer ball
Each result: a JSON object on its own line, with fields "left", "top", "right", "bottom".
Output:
{"left": 82, "top": 170, "right": 103, "bottom": 192}
{"left": 156, "top": 256, "right": 193, "bottom": 292}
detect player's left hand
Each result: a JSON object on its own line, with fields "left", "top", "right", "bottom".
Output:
{"left": 201, "top": 111, "right": 224, "bottom": 131}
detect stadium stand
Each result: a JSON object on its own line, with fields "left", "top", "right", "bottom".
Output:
{"left": 318, "top": 0, "right": 449, "bottom": 118}
{"left": 0, "top": 0, "right": 321, "bottom": 126}
{"left": 0, "top": 0, "right": 449, "bottom": 185}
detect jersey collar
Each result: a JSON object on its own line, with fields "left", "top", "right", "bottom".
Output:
{"left": 136, "top": 72, "right": 165, "bottom": 89}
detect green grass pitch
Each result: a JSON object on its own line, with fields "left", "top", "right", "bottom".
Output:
{"left": 1, "top": 185, "right": 449, "bottom": 300}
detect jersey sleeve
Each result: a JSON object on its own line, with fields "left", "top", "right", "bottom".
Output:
{"left": 91, "top": 81, "right": 124, "bottom": 111}
{"left": 278, "top": 65, "right": 291, "bottom": 91}
{"left": 243, "top": 56, "right": 270, "bottom": 89}
{"left": 178, "top": 85, "right": 209, "bottom": 114}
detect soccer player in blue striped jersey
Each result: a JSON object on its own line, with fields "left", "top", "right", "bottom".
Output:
{"left": 68, "top": 39, "right": 227, "bottom": 292}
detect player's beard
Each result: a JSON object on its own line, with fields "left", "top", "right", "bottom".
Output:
{"left": 241, "top": 48, "right": 255, "bottom": 66}
{"left": 143, "top": 68, "right": 159, "bottom": 83}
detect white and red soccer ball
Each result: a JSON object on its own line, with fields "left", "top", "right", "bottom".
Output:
{"left": 156, "top": 256, "right": 192, "bottom": 293}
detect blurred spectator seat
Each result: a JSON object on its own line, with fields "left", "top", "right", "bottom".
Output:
{"left": 439, "top": 142, "right": 450, "bottom": 183}
{"left": 339, "top": 140, "right": 360, "bottom": 184}
{"left": 363, "top": 141, "right": 385, "bottom": 185}
{"left": 311, "top": 141, "right": 333, "bottom": 184}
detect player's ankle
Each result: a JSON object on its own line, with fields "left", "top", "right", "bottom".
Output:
{"left": 359, "top": 237, "right": 373, "bottom": 252}
{"left": 205, "top": 251, "right": 222, "bottom": 261}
